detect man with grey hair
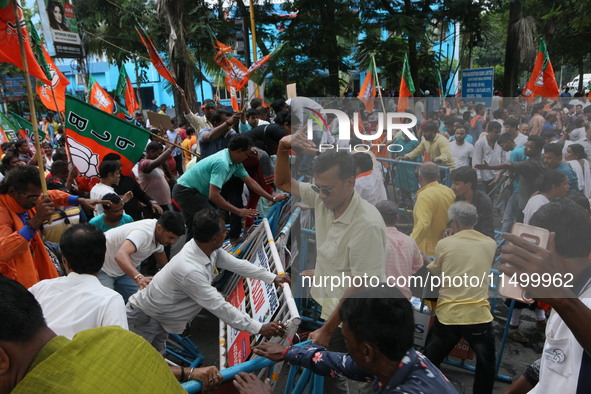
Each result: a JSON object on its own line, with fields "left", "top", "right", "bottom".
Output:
{"left": 409, "top": 162, "right": 455, "bottom": 255}
{"left": 423, "top": 201, "right": 497, "bottom": 394}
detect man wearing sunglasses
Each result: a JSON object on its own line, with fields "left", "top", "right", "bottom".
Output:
{"left": 275, "top": 133, "right": 387, "bottom": 393}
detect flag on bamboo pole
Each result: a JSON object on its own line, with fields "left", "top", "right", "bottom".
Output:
{"left": 9, "top": 110, "right": 46, "bottom": 142}
{"left": 206, "top": 25, "right": 249, "bottom": 91}
{"left": 65, "top": 95, "right": 149, "bottom": 177}
{"left": 29, "top": 22, "right": 69, "bottom": 113}
{"left": 357, "top": 57, "right": 376, "bottom": 113}
{"left": 88, "top": 75, "right": 116, "bottom": 114}
{"left": 246, "top": 42, "right": 286, "bottom": 86}
{"left": 522, "top": 38, "right": 559, "bottom": 99}
{"left": 115, "top": 66, "right": 139, "bottom": 116}
{"left": 0, "top": 1, "right": 51, "bottom": 85}
{"left": 135, "top": 22, "right": 178, "bottom": 87}
{"left": 398, "top": 54, "right": 415, "bottom": 113}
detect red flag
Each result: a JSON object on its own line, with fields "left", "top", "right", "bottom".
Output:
{"left": 88, "top": 75, "right": 115, "bottom": 113}
{"left": 0, "top": 1, "right": 51, "bottom": 85}
{"left": 398, "top": 54, "right": 415, "bottom": 113}
{"left": 358, "top": 57, "right": 376, "bottom": 113}
{"left": 36, "top": 46, "right": 69, "bottom": 112}
{"left": 522, "top": 38, "right": 559, "bottom": 99}
{"left": 135, "top": 23, "right": 178, "bottom": 87}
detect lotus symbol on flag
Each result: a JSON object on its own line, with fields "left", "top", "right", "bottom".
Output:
{"left": 67, "top": 136, "right": 99, "bottom": 178}
{"left": 93, "top": 88, "right": 112, "bottom": 110}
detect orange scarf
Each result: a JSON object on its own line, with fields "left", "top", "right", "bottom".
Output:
{"left": 0, "top": 193, "right": 58, "bottom": 288}
{"left": 470, "top": 114, "right": 485, "bottom": 129}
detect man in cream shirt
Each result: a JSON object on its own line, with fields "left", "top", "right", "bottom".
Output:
{"left": 275, "top": 136, "right": 387, "bottom": 393}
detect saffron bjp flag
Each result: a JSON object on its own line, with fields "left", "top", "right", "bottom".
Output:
{"left": 246, "top": 42, "right": 286, "bottom": 86}
{"left": 29, "top": 24, "right": 69, "bottom": 113}
{"left": 135, "top": 22, "right": 178, "bottom": 88}
{"left": 398, "top": 54, "right": 415, "bottom": 113}
{"left": 65, "top": 95, "right": 149, "bottom": 177}
{"left": 522, "top": 38, "right": 559, "bottom": 99}
{"left": 88, "top": 75, "right": 115, "bottom": 114}
{"left": 206, "top": 26, "right": 249, "bottom": 91}
{"left": 0, "top": 1, "right": 51, "bottom": 85}
{"left": 358, "top": 57, "right": 376, "bottom": 113}
{"left": 115, "top": 66, "right": 139, "bottom": 116}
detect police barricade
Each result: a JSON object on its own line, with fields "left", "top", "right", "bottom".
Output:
{"left": 296, "top": 226, "right": 513, "bottom": 384}
{"left": 216, "top": 218, "right": 301, "bottom": 389}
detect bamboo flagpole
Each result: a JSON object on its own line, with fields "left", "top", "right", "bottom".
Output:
{"left": 248, "top": 0, "right": 261, "bottom": 99}
{"left": 370, "top": 53, "right": 387, "bottom": 115}
{"left": 12, "top": 0, "right": 47, "bottom": 195}
{"left": 148, "top": 130, "right": 200, "bottom": 158}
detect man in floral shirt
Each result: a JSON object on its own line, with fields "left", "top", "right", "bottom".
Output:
{"left": 233, "top": 287, "right": 457, "bottom": 393}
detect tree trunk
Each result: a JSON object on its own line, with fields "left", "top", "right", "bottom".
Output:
{"left": 503, "top": 0, "right": 523, "bottom": 99}
{"left": 320, "top": 0, "right": 340, "bottom": 96}
{"left": 159, "top": 0, "right": 198, "bottom": 123}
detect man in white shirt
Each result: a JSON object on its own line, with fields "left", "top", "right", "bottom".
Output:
{"left": 90, "top": 160, "right": 120, "bottom": 215}
{"left": 500, "top": 200, "right": 591, "bottom": 394}
{"left": 127, "top": 208, "right": 290, "bottom": 353}
{"left": 504, "top": 118, "right": 528, "bottom": 146}
{"left": 99, "top": 211, "right": 186, "bottom": 302}
{"left": 569, "top": 117, "right": 586, "bottom": 142}
{"left": 472, "top": 121, "right": 504, "bottom": 193}
{"left": 90, "top": 160, "right": 132, "bottom": 216}
{"left": 352, "top": 152, "right": 387, "bottom": 206}
{"left": 450, "top": 125, "right": 474, "bottom": 168}
{"left": 29, "top": 224, "right": 127, "bottom": 339}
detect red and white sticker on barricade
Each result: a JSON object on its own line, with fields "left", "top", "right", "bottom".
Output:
{"left": 226, "top": 279, "right": 251, "bottom": 367}
{"left": 219, "top": 218, "right": 300, "bottom": 374}
{"left": 247, "top": 249, "right": 280, "bottom": 323}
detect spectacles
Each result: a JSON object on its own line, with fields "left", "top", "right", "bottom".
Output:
{"left": 21, "top": 192, "right": 40, "bottom": 200}
{"left": 311, "top": 184, "right": 334, "bottom": 196}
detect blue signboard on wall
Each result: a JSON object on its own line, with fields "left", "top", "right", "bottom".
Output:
{"left": 461, "top": 67, "right": 494, "bottom": 108}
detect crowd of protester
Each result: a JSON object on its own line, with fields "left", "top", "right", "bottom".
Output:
{"left": 2, "top": 92, "right": 591, "bottom": 393}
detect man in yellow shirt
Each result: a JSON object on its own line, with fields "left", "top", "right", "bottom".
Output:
{"left": 182, "top": 127, "right": 197, "bottom": 164}
{"left": 400, "top": 121, "right": 456, "bottom": 169}
{"left": 409, "top": 162, "right": 455, "bottom": 255}
{"left": 424, "top": 201, "right": 497, "bottom": 394}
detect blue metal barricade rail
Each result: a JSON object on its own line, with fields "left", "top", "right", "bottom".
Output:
{"left": 182, "top": 341, "right": 323, "bottom": 393}
{"left": 297, "top": 226, "right": 513, "bottom": 384}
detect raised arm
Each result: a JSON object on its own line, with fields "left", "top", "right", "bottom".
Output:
{"left": 201, "top": 113, "right": 240, "bottom": 142}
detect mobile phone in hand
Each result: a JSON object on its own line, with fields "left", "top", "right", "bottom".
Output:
{"left": 498, "top": 223, "right": 550, "bottom": 303}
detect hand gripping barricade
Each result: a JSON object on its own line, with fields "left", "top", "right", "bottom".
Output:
{"left": 217, "top": 218, "right": 301, "bottom": 389}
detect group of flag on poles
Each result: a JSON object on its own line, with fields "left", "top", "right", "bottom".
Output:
{"left": 357, "top": 53, "right": 416, "bottom": 113}
{"left": 206, "top": 25, "right": 285, "bottom": 109}
{"left": 0, "top": 0, "right": 563, "bottom": 181}
{"left": 358, "top": 36, "right": 560, "bottom": 114}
